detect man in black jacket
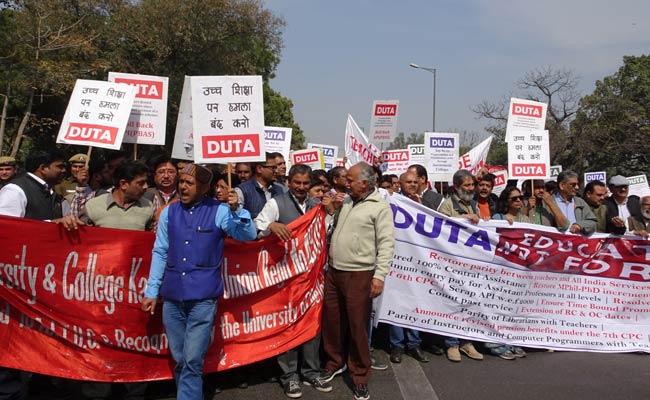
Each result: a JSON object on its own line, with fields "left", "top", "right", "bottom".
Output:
{"left": 604, "top": 175, "right": 640, "bottom": 234}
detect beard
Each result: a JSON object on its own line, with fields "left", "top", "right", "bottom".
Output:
{"left": 457, "top": 188, "right": 474, "bottom": 203}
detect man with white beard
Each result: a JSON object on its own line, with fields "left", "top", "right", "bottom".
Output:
{"left": 628, "top": 196, "right": 650, "bottom": 239}
{"left": 437, "top": 169, "right": 484, "bottom": 362}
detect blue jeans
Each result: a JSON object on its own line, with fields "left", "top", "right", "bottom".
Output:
{"left": 163, "top": 299, "right": 217, "bottom": 400}
{"left": 389, "top": 326, "right": 422, "bottom": 350}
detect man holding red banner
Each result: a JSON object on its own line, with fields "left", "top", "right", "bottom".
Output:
{"left": 141, "top": 163, "right": 256, "bottom": 400}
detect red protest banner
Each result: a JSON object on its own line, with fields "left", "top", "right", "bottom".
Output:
{"left": 0, "top": 207, "right": 327, "bottom": 382}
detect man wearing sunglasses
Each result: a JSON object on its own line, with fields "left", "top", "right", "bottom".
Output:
{"left": 604, "top": 175, "right": 641, "bottom": 234}
{"left": 235, "top": 152, "right": 284, "bottom": 219}
{"left": 554, "top": 171, "right": 597, "bottom": 234}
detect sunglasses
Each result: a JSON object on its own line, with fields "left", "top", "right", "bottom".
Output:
{"left": 509, "top": 195, "right": 524, "bottom": 201}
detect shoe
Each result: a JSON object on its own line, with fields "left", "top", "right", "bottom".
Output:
{"left": 511, "top": 346, "right": 527, "bottom": 358}
{"left": 320, "top": 364, "right": 346, "bottom": 383}
{"left": 428, "top": 344, "right": 444, "bottom": 356}
{"left": 353, "top": 383, "right": 370, "bottom": 400}
{"left": 408, "top": 346, "right": 430, "bottom": 363}
{"left": 303, "top": 376, "right": 333, "bottom": 393}
{"left": 390, "top": 347, "right": 403, "bottom": 363}
{"left": 460, "top": 343, "right": 484, "bottom": 360}
{"left": 446, "top": 346, "right": 461, "bottom": 362}
{"left": 283, "top": 381, "right": 302, "bottom": 399}
{"left": 498, "top": 350, "right": 516, "bottom": 360}
{"left": 370, "top": 354, "right": 388, "bottom": 371}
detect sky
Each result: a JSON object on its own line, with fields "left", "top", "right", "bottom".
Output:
{"left": 265, "top": 0, "right": 650, "bottom": 150}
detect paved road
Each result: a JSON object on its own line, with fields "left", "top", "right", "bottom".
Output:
{"left": 28, "top": 347, "right": 650, "bottom": 400}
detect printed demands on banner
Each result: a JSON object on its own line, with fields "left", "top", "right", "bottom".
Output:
{"left": 377, "top": 195, "right": 650, "bottom": 353}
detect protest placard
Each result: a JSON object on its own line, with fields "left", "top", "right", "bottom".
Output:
{"left": 171, "top": 76, "right": 194, "bottom": 160}
{"left": 507, "top": 129, "right": 550, "bottom": 179}
{"left": 408, "top": 144, "right": 425, "bottom": 166}
{"left": 190, "top": 76, "right": 266, "bottom": 163}
{"left": 627, "top": 175, "right": 650, "bottom": 198}
{"left": 585, "top": 171, "right": 607, "bottom": 185}
{"left": 265, "top": 126, "right": 292, "bottom": 158}
{"left": 505, "top": 97, "right": 547, "bottom": 142}
{"left": 458, "top": 135, "right": 493, "bottom": 175}
{"left": 369, "top": 100, "right": 399, "bottom": 144}
{"left": 308, "top": 143, "right": 338, "bottom": 170}
{"left": 378, "top": 195, "right": 650, "bottom": 353}
{"left": 0, "top": 208, "right": 327, "bottom": 381}
{"left": 424, "top": 132, "right": 459, "bottom": 182}
{"left": 491, "top": 169, "right": 509, "bottom": 196}
{"left": 550, "top": 165, "right": 563, "bottom": 179}
{"left": 57, "top": 79, "right": 135, "bottom": 150}
{"left": 291, "top": 149, "right": 324, "bottom": 170}
{"left": 381, "top": 149, "right": 410, "bottom": 175}
{"left": 345, "top": 114, "right": 381, "bottom": 165}
{"left": 108, "top": 72, "right": 168, "bottom": 145}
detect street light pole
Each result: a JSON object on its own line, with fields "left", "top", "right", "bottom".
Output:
{"left": 409, "top": 63, "right": 436, "bottom": 132}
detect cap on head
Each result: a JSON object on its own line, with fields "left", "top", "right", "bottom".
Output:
{"left": 0, "top": 156, "right": 16, "bottom": 166}
{"left": 69, "top": 153, "right": 88, "bottom": 164}
{"left": 608, "top": 175, "right": 629, "bottom": 186}
{"left": 181, "top": 163, "right": 213, "bottom": 185}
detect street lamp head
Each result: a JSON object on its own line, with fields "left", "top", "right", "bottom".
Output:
{"left": 409, "top": 63, "right": 420, "bottom": 68}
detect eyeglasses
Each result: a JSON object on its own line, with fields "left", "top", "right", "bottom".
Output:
{"left": 567, "top": 182, "right": 580, "bottom": 187}
{"left": 509, "top": 195, "right": 524, "bottom": 201}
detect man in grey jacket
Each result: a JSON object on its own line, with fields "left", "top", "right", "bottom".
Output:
{"left": 320, "top": 162, "right": 394, "bottom": 400}
{"left": 553, "top": 170, "right": 597, "bottom": 235}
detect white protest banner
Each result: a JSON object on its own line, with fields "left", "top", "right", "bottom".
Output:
{"left": 171, "top": 77, "right": 194, "bottom": 160}
{"left": 190, "top": 76, "right": 265, "bottom": 163}
{"left": 378, "top": 195, "right": 650, "bottom": 353}
{"left": 458, "top": 135, "right": 493, "bottom": 175}
{"left": 108, "top": 72, "right": 168, "bottom": 145}
{"left": 291, "top": 149, "right": 324, "bottom": 170}
{"left": 369, "top": 100, "right": 399, "bottom": 143}
{"left": 381, "top": 149, "right": 410, "bottom": 175}
{"left": 57, "top": 79, "right": 135, "bottom": 150}
{"left": 308, "top": 143, "right": 338, "bottom": 170}
{"left": 550, "top": 165, "right": 563, "bottom": 179}
{"left": 408, "top": 144, "right": 425, "bottom": 166}
{"left": 424, "top": 132, "right": 459, "bottom": 182}
{"left": 265, "top": 126, "right": 292, "bottom": 158}
{"left": 345, "top": 114, "right": 381, "bottom": 165}
{"left": 491, "top": 169, "right": 509, "bottom": 196}
{"left": 507, "top": 129, "right": 550, "bottom": 179}
{"left": 585, "top": 171, "right": 607, "bottom": 185}
{"left": 627, "top": 175, "right": 650, "bottom": 198}
{"left": 505, "top": 98, "right": 547, "bottom": 142}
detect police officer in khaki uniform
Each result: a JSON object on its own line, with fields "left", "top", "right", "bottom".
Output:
{"left": 0, "top": 156, "right": 17, "bottom": 189}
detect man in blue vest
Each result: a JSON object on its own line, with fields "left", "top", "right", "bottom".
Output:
{"left": 255, "top": 164, "right": 334, "bottom": 398}
{"left": 141, "top": 163, "right": 256, "bottom": 400}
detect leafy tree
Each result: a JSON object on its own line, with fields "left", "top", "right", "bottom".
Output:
{"left": 263, "top": 85, "right": 305, "bottom": 149}
{"left": 571, "top": 55, "right": 650, "bottom": 177}
{"left": 386, "top": 132, "right": 424, "bottom": 150}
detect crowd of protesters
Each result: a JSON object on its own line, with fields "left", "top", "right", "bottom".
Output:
{"left": 0, "top": 148, "right": 648, "bottom": 400}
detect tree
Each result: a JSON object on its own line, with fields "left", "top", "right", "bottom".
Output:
{"left": 263, "top": 85, "right": 305, "bottom": 149}
{"left": 473, "top": 67, "right": 581, "bottom": 168}
{"left": 571, "top": 55, "right": 650, "bottom": 177}
{"left": 386, "top": 132, "right": 423, "bottom": 150}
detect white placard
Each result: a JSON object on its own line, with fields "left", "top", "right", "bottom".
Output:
{"left": 108, "top": 72, "right": 168, "bottom": 145}
{"left": 381, "top": 149, "right": 410, "bottom": 175}
{"left": 424, "top": 132, "right": 459, "bottom": 182}
{"left": 408, "top": 144, "right": 425, "bottom": 166}
{"left": 550, "top": 165, "right": 563, "bottom": 178}
{"left": 585, "top": 171, "right": 607, "bottom": 185}
{"left": 507, "top": 129, "right": 550, "bottom": 179}
{"left": 627, "top": 175, "right": 650, "bottom": 199}
{"left": 307, "top": 143, "right": 338, "bottom": 170}
{"left": 57, "top": 79, "right": 135, "bottom": 150}
{"left": 171, "top": 76, "right": 194, "bottom": 160}
{"left": 190, "top": 76, "right": 266, "bottom": 163}
{"left": 369, "top": 100, "right": 399, "bottom": 143}
{"left": 291, "top": 149, "right": 324, "bottom": 170}
{"left": 491, "top": 169, "right": 509, "bottom": 196}
{"left": 505, "top": 98, "right": 548, "bottom": 142}
{"left": 265, "top": 126, "right": 292, "bottom": 158}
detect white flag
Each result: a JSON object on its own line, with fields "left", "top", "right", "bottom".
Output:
{"left": 458, "top": 135, "right": 493, "bottom": 174}
{"left": 345, "top": 114, "right": 380, "bottom": 165}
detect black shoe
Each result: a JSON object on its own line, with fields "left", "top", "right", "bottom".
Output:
{"left": 390, "top": 347, "right": 403, "bottom": 363}
{"left": 353, "top": 383, "right": 370, "bottom": 400}
{"left": 370, "top": 354, "right": 388, "bottom": 371}
{"left": 302, "top": 376, "right": 333, "bottom": 393}
{"left": 283, "top": 380, "right": 302, "bottom": 398}
{"left": 408, "top": 346, "right": 430, "bottom": 363}
{"left": 428, "top": 344, "right": 444, "bottom": 356}
{"left": 320, "top": 364, "right": 346, "bottom": 383}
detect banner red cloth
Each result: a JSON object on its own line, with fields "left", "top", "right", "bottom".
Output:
{"left": 0, "top": 207, "right": 327, "bottom": 382}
